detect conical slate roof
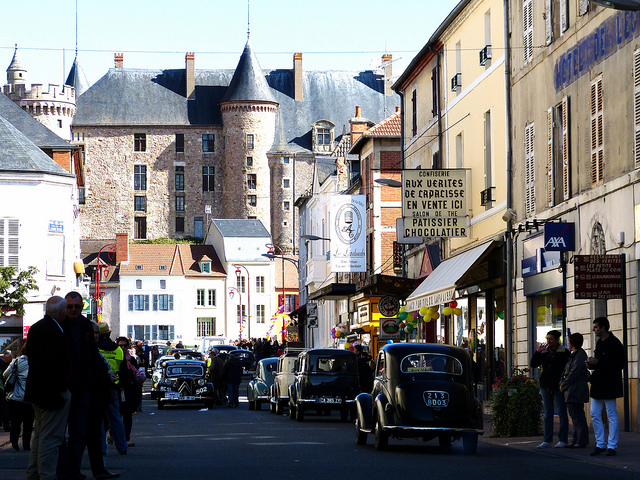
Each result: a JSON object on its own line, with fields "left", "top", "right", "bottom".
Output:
{"left": 65, "top": 56, "right": 90, "bottom": 96}
{"left": 7, "top": 46, "right": 26, "bottom": 73}
{"left": 220, "top": 40, "right": 277, "bottom": 105}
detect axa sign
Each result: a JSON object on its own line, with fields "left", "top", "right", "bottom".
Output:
{"left": 543, "top": 222, "right": 575, "bottom": 252}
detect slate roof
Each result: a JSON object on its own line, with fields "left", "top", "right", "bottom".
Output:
{"left": 65, "top": 56, "right": 90, "bottom": 96}
{"left": 220, "top": 40, "right": 277, "bottom": 105}
{"left": 119, "top": 244, "right": 225, "bottom": 277}
{"left": 73, "top": 49, "right": 399, "bottom": 153}
{"left": 350, "top": 110, "right": 401, "bottom": 153}
{"left": 0, "top": 93, "right": 76, "bottom": 149}
{"left": 210, "top": 219, "right": 271, "bottom": 238}
{"left": 0, "top": 114, "right": 73, "bottom": 176}
{"left": 316, "top": 156, "right": 337, "bottom": 186}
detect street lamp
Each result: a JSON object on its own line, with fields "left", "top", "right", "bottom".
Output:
{"left": 228, "top": 286, "right": 242, "bottom": 339}
{"left": 263, "top": 245, "right": 301, "bottom": 342}
{"left": 300, "top": 234, "right": 330, "bottom": 241}
{"left": 374, "top": 178, "right": 402, "bottom": 188}
{"left": 233, "top": 264, "right": 250, "bottom": 340}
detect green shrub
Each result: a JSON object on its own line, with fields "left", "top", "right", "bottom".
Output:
{"left": 490, "top": 366, "right": 542, "bottom": 437}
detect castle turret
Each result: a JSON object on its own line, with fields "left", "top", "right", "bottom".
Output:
{"left": 65, "top": 54, "right": 90, "bottom": 96}
{"left": 6, "top": 45, "right": 27, "bottom": 90}
{"left": 220, "top": 40, "right": 278, "bottom": 230}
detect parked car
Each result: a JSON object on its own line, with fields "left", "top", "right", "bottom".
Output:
{"left": 247, "top": 357, "right": 278, "bottom": 410}
{"left": 354, "top": 343, "right": 483, "bottom": 453}
{"left": 270, "top": 349, "right": 303, "bottom": 415}
{"left": 167, "top": 349, "right": 204, "bottom": 360}
{"left": 229, "top": 349, "right": 255, "bottom": 373}
{"left": 152, "top": 359, "right": 214, "bottom": 409}
{"left": 150, "top": 355, "right": 176, "bottom": 396}
{"left": 288, "top": 349, "right": 359, "bottom": 422}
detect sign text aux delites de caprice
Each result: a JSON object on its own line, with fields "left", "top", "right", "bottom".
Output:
{"left": 401, "top": 169, "right": 467, "bottom": 238}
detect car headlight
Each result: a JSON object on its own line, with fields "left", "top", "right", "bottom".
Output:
{"left": 198, "top": 379, "right": 205, "bottom": 386}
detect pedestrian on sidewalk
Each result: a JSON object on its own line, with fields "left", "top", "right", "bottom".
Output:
{"left": 3, "top": 343, "right": 33, "bottom": 451}
{"left": 531, "top": 329, "right": 570, "bottom": 449}
{"left": 587, "top": 316, "right": 625, "bottom": 457}
{"left": 560, "top": 332, "right": 589, "bottom": 448}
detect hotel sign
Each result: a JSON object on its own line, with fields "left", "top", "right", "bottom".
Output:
{"left": 574, "top": 255, "right": 624, "bottom": 300}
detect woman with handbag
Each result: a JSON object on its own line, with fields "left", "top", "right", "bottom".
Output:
{"left": 3, "top": 343, "right": 34, "bottom": 451}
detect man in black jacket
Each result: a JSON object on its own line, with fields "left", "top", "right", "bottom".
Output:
{"left": 531, "top": 329, "right": 570, "bottom": 449}
{"left": 25, "top": 296, "right": 72, "bottom": 480}
{"left": 587, "top": 316, "right": 625, "bottom": 457}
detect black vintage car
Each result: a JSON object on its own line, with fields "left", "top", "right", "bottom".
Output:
{"left": 288, "top": 349, "right": 359, "bottom": 422}
{"left": 152, "top": 359, "right": 214, "bottom": 410}
{"left": 229, "top": 349, "right": 255, "bottom": 374}
{"left": 354, "top": 343, "right": 483, "bottom": 453}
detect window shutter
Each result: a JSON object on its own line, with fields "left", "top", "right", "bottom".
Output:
{"left": 525, "top": 123, "right": 536, "bottom": 216}
{"left": 169, "top": 325, "right": 175, "bottom": 341}
{"left": 579, "top": 0, "right": 589, "bottom": 16}
{"left": 127, "top": 325, "right": 133, "bottom": 338}
{"left": 153, "top": 294, "right": 158, "bottom": 311}
{"left": 590, "top": 78, "right": 604, "bottom": 184}
{"left": 128, "top": 295, "right": 134, "bottom": 311}
{"left": 523, "top": 0, "right": 534, "bottom": 62}
{"left": 560, "top": 0, "right": 568, "bottom": 33}
{"left": 547, "top": 108, "right": 554, "bottom": 206}
{"left": 169, "top": 295, "right": 174, "bottom": 311}
{"left": 152, "top": 324, "right": 158, "bottom": 341}
{"left": 545, "top": 0, "right": 553, "bottom": 45}
{"left": 144, "top": 325, "right": 151, "bottom": 340}
{"left": 144, "top": 295, "right": 150, "bottom": 311}
{"left": 634, "top": 50, "right": 640, "bottom": 166}
{"left": 562, "top": 96, "right": 570, "bottom": 200}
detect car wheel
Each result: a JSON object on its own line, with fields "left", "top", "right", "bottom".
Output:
{"left": 374, "top": 415, "right": 388, "bottom": 450}
{"left": 462, "top": 433, "right": 478, "bottom": 455}
{"left": 340, "top": 408, "right": 349, "bottom": 422}
{"left": 438, "top": 434, "right": 452, "bottom": 453}
{"left": 205, "top": 398, "right": 214, "bottom": 409}
{"left": 289, "top": 403, "right": 296, "bottom": 420}
{"left": 295, "top": 405, "right": 305, "bottom": 422}
{"left": 276, "top": 400, "right": 283, "bottom": 416}
{"left": 255, "top": 400, "right": 261, "bottom": 411}
{"left": 248, "top": 398, "right": 255, "bottom": 410}
{"left": 157, "top": 400, "right": 164, "bottom": 410}
{"left": 355, "top": 418, "right": 367, "bottom": 446}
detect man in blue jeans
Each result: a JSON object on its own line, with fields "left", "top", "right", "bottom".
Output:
{"left": 531, "top": 329, "right": 570, "bottom": 448}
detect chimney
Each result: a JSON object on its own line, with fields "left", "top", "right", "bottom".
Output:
{"left": 115, "top": 233, "right": 129, "bottom": 264}
{"left": 395, "top": 105, "right": 400, "bottom": 113}
{"left": 186, "top": 52, "right": 195, "bottom": 100}
{"left": 382, "top": 54, "right": 393, "bottom": 96}
{"left": 114, "top": 53, "right": 124, "bottom": 69}
{"left": 349, "top": 106, "right": 369, "bottom": 145}
{"left": 293, "top": 53, "right": 303, "bottom": 101}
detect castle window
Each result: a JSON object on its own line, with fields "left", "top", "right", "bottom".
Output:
{"left": 78, "top": 186, "right": 85, "bottom": 205}
{"left": 284, "top": 201, "right": 290, "bottom": 211}
{"left": 283, "top": 157, "right": 290, "bottom": 164}
{"left": 283, "top": 178, "right": 290, "bottom": 189}
{"left": 176, "top": 196, "right": 185, "bottom": 212}
{"left": 176, "top": 217, "right": 185, "bottom": 233}
{"left": 248, "top": 195, "right": 257, "bottom": 206}
{"left": 175, "top": 166, "right": 184, "bottom": 191}
{"left": 57, "top": 120, "right": 62, "bottom": 128}
{"left": 134, "top": 133, "right": 146, "bottom": 152}
{"left": 203, "top": 166, "right": 215, "bottom": 192}
{"left": 134, "top": 165, "right": 147, "bottom": 190}
{"left": 134, "top": 196, "right": 146, "bottom": 212}
{"left": 176, "top": 133, "right": 184, "bottom": 153}
{"left": 246, "top": 134, "right": 254, "bottom": 150}
{"left": 134, "top": 217, "right": 147, "bottom": 240}
{"left": 247, "top": 174, "right": 257, "bottom": 190}
{"left": 317, "top": 128, "right": 330, "bottom": 145}
{"left": 202, "top": 134, "right": 215, "bottom": 153}
{"left": 246, "top": 157, "right": 253, "bottom": 167}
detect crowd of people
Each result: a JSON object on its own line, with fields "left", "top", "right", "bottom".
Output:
{"left": 0, "top": 293, "right": 146, "bottom": 480}
{"left": 531, "top": 316, "right": 626, "bottom": 457}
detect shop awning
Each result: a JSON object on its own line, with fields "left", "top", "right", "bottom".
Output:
{"left": 308, "top": 282, "right": 356, "bottom": 301}
{"left": 405, "top": 241, "right": 496, "bottom": 311}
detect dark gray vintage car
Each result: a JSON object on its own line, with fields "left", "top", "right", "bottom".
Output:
{"left": 288, "top": 348, "right": 359, "bottom": 422}
{"left": 247, "top": 357, "right": 278, "bottom": 410}
{"left": 354, "top": 343, "right": 483, "bottom": 453}
{"left": 153, "top": 359, "right": 214, "bottom": 410}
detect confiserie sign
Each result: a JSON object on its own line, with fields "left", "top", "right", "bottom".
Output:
{"left": 574, "top": 254, "right": 624, "bottom": 300}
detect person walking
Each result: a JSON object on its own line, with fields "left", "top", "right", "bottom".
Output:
{"left": 1, "top": 350, "right": 14, "bottom": 432}
{"left": 207, "top": 349, "right": 225, "bottom": 406}
{"left": 3, "top": 343, "right": 33, "bottom": 451}
{"left": 560, "top": 332, "right": 589, "bottom": 448}
{"left": 530, "top": 329, "right": 570, "bottom": 448}
{"left": 116, "top": 337, "right": 141, "bottom": 447}
{"left": 24, "top": 296, "right": 72, "bottom": 480}
{"left": 222, "top": 354, "right": 242, "bottom": 408}
{"left": 587, "top": 316, "right": 626, "bottom": 457}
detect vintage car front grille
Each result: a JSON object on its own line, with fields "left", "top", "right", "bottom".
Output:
{"left": 171, "top": 378, "right": 194, "bottom": 396}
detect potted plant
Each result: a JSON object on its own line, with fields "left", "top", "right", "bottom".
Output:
{"left": 490, "top": 366, "right": 542, "bottom": 437}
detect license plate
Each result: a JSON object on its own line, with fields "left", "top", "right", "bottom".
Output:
{"left": 181, "top": 395, "right": 196, "bottom": 401}
{"left": 318, "top": 396, "right": 342, "bottom": 404}
{"left": 424, "top": 391, "right": 449, "bottom": 407}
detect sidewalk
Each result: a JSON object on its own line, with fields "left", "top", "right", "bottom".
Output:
{"left": 481, "top": 415, "right": 640, "bottom": 473}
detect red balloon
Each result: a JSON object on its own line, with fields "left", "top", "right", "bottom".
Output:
{"left": 449, "top": 301, "right": 458, "bottom": 308}
{"left": 555, "top": 299, "right": 563, "bottom": 308}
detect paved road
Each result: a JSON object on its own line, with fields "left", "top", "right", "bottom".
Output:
{"left": 2, "top": 381, "right": 639, "bottom": 480}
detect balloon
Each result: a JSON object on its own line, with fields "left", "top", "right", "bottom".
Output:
{"left": 555, "top": 299, "right": 563, "bottom": 308}
{"left": 349, "top": 346, "right": 355, "bottom": 352}
{"left": 406, "top": 313, "right": 414, "bottom": 322}
{"left": 537, "top": 314, "right": 545, "bottom": 323}
{"left": 420, "top": 306, "right": 429, "bottom": 316}
{"left": 442, "top": 307, "right": 452, "bottom": 316}
{"left": 425, "top": 317, "right": 432, "bottom": 323}
{"left": 344, "top": 342, "right": 351, "bottom": 349}
{"left": 453, "top": 308, "right": 462, "bottom": 316}
{"left": 449, "top": 301, "right": 458, "bottom": 308}
{"left": 398, "top": 311, "right": 408, "bottom": 320}
{"left": 537, "top": 306, "right": 548, "bottom": 315}
{"left": 431, "top": 312, "right": 440, "bottom": 320}
{"left": 335, "top": 331, "right": 341, "bottom": 338}
{"left": 497, "top": 311, "right": 505, "bottom": 319}
{"left": 331, "top": 328, "right": 336, "bottom": 333}
{"left": 552, "top": 308, "right": 562, "bottom": 316}
{"left": 406, "top": 324, "right": 414, "bottom": 333}
{"left": 399, "top": 306, "right": 406, "bottom": 313}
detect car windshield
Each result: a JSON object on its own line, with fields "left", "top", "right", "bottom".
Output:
{"left": 309, "top": 356, "right": 356, "bottom": 373}
{"left": 166, "top": 365, "right": 204, "bottom": 377}
{"left": 400, "top": 353, "right": 462, "bottom": 375}
{"left": 282, "top": 358, "right": 297, "bottom": 373}
{"left": 264, "top": 362, "right": 277, "bottom": 373}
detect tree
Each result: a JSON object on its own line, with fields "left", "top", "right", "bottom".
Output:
{"left": 0, "top": 266, "right": 39, "bottom": 317}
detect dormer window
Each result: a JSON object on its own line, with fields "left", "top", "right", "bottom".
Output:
{"left": 199, "top": 256, "right": 212, "bottom": 273}
{"left": 311, "top": 120, "right": 335, "bottom": 153}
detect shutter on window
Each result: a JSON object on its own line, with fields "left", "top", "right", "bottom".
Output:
{"left": 144, "top": 325, "right": 151, "bottom": 340}
{"left": 579, "top": 0, "right": 589, "bottom": 16}
{"left": 169, "top": 295, "right": 174, "bottom": 311}
{"left": 590, "top": 78, "right": 604, "bottom": 184}
{"left": 152, "top": 324, "right": 158, "bottom": 340}
{"left": 144, "top": 295, "right": 150, "bottom": 311}
{"left": 169, "top": 325, "right": 175, "bottom": 341}
{"left": 560, "top": 0, "right": 568, "bottom": 33}
{"left": 547, "top": 108, "right": 554, "bottom": 206}
{"left": 562, "top": 96, "right": 570, "bottom": 200}
{"left": 153, "top": 294, "right": 158, "bottom": 311}
{"left": 128, "top": 295, "right": 134, "bottom": 311}
{"left": 127, "top": 325, "right": 133, "bottom": 338}
{"left": 523, "top": 0, "right": 534, "bottom": 61}
{"left": 634, "top": 50, "right": 640, "bottom": 166}
{"left": 525, "top": 123, "right": 536, "bottom": 216}
{"left": 545, "top": 0, "right": 553, "bottom": 45}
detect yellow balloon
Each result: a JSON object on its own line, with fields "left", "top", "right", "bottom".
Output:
{"left": 537, "top": 314, "right": 546, "bottom": 323}
{"left": 425, "top": 317, "right": 432, "bottom": 323}
{"left": 344, "top": 342, "right": 351, "bottom": 349}
{"left": 537, "top": 306, "right": 548, "bottom": 315}
{"left": 431, "top": 312, "right": 440, "bottom": 320}
{"left": 453, "top": 308, "right": 462, "bottom": 316}
{"left": 399, "top": 306, "right": 406, "bottom": 313}
{"left": 406, "top": 313, "right": 414, "bottom": 322}
{"left": 442, "top": 306, "right": 452, "bottom": 316}
{"left": 420, "top": 306, "right": 429, "bottom": 316}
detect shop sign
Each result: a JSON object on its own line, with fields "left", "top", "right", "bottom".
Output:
{"left": 544, "top": 222, "right": 575, "bottom": 251}
{"left": 379, "top": 317, "right": 401, "bottom": 340}
{"left": 574, "top": 255, "right": 624, "bottom": 299}
{"left": 358, "top": 303, "right": 369, "bottom": 323}
{"left": 378, "top": 295, "right": 400, "bottom": 317}
{"left": 330, "top": 195, "right": 366, "bottom": 273}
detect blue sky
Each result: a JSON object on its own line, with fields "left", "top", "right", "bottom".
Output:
{"left": 1, "top": 0, "right": 458, "bottom": 88}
